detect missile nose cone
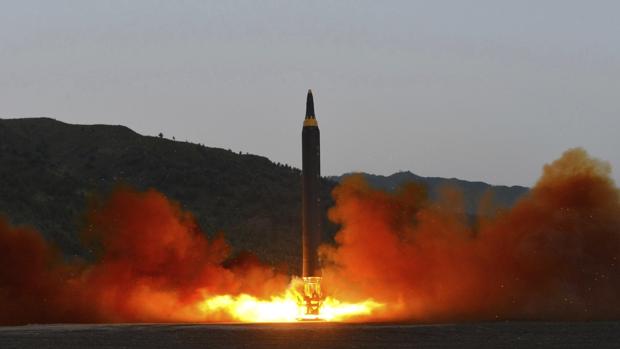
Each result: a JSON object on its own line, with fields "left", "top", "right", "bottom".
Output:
{"left": 305, "top": 90, "right": 315, "bottom": 119}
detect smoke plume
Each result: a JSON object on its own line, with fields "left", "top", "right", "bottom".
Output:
{"left": 321, "top": 148, "right": 620, "bottom": 321}
{"left": 1, "top": 148, "right": 618, "bottom": 324}
{"left": 0, "top": 188, "right": 288, "bottom": 325}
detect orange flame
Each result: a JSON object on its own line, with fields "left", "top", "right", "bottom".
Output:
{"left": 197, "top": 278, "right": 382, "bottom": 322}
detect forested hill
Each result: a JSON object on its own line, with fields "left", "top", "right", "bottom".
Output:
{"left": 0, "top": 118, "right": 528, "bottom": 272}
{"left": 0, "top": 117, "right": 335, "bottom": 273}
{"left": 329, "top": 172, "right": 529, "bottom": 215}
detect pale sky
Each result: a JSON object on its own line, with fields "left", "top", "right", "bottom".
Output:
{"left": 1, "top": 0, "right": 619, "bottom": 186}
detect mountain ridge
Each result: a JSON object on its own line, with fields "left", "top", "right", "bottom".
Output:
{"left": 0, "top": 117, "right": 528, "bottom": 272}
{"left": 329, "top": 171, "right": 528, "bottom": 215}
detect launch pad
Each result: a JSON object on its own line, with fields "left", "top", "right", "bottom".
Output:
{"left": 298, "top": 277, "right": 324, "bottom": 320}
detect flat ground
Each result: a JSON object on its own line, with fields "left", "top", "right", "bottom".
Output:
{"left": 0, "top": 321, "right": 618, "bottom": 349}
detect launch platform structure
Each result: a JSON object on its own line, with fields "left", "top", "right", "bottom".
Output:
{"left": 301, "top": 276, "right": 323, "bottom": 318}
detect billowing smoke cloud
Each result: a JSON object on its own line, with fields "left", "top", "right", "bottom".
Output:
{"left": 0, "top": 218, "right": 89, "bottom": 324}
{"left": 0, "top": 188, "right": 288, "bottom": 325}
{"left": 321, "top": 148, "right": 620, "bottom": 321}
{"left": 1, "top": 148, "right": 618, "bottom": 324}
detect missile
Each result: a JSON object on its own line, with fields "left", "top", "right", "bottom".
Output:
{"left": 301, "top": 89, "right": 323, "bottom": 317}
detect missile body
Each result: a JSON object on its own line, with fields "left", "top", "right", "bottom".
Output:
{"left": 302, "top": 89, "right": 321, "bottom": 278}
{"left": 300, "top": 89, "right": 323, "bottom": 318}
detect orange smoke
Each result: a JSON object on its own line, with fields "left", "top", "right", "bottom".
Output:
{"left": 1, "top": 148, "right": 619, "bottom": 324}
{"left": 321, "top": 148, "right": 620, "bottom": 321}
{"left": 0, "top": 217, "right": 90, "bottom": 324}
{"left": 0, "top": 188, "right": 289, "bottom": 325}
{"left": 82, "top": 188, "right": 291, "bottom": 322}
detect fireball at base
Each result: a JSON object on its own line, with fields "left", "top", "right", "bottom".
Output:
{"left": 197, "top": 278, "right": 382, "bottom": 322}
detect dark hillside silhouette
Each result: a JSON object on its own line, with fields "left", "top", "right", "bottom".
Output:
{"left": 0, "top": 118, "right": 527, "bottom": 272}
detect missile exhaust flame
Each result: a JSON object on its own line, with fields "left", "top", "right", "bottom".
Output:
{"left": 197, "top": 278, "right": 382, "bottom": 322}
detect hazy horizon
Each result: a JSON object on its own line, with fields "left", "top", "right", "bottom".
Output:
{"left": 2, "top": 1, "right": 619, "bottom": 186}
